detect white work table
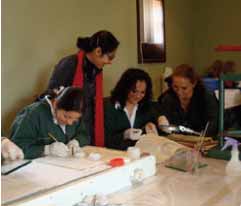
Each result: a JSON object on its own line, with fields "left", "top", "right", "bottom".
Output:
{"left": 1, "top": 146, "right": 156, "bottom": 206}
{"left": 108, "top": 158, "right": 241, "bottom": 206}
{"left": 2, "top": 147, "right": 241, "bottom": 206}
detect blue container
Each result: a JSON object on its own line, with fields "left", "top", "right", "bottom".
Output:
{"left": 203, "top": 78, "right": 219, "bottom": 92}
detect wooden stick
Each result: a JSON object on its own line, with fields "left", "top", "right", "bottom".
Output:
{"left": 48, "top": 133, "right": 58, "bottom": 142}
{"left": 198, "top": 122, "right": 210, "bottom": 152}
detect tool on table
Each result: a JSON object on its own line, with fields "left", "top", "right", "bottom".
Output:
{"left": 71, "top": 147, "right": 75, "bottom": 156}
{"left": 178, "top": 126, "right": 201, "bottom": 136}
{"left": 196, "top": 122, "right": 210, "bottom": 152}
{"left": 159, "top": 124, "right": 201, "bottom": 136}
{"left": 164, "top": 123, "right": 210, "bottom": 173}
{"left": 188, "top": 122, "right": 210, "bottom": 173}
{"left": 1, "top": 159, "right": 32, "bottom": 175}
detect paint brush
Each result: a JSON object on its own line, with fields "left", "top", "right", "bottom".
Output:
{"left": 48, "top": 132, "right": 58, "bottom": 142}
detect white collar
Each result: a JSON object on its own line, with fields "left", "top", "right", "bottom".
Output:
{"left": 114, "top": 101, "right": 121, "bottom": 109}
{"left": 114, "top": 101, "right": 138, "bottom": 128}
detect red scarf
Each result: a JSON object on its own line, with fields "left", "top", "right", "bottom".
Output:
{"left": 72, "top": 50, "right": 104, "bottom": 147}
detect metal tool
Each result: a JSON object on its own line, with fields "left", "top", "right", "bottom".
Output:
{"left": 159, "top": 124, "right": 201, "bottom": 136}
{"left": 178, "top": 126, "right": 201, "bottom": 136}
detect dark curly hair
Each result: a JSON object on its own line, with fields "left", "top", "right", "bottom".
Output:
{"left": 110, "top": 68, "right": 153, "bottom": 109}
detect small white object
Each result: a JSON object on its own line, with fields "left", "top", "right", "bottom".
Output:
{"left": 95, "top": 194, "right": 109, "bottom": 206}
{"left": 124, "top": 158, "right": 131, "bottom": 164}
{"left": 162, "top": 66, "right": 173, "bottom": 92}
{"left": 127, "top": 147, "right": 141, "bottom": 160}
{"left": 88, "top": 153, "right": 101, "bottom": 161}
{"left": 54, "top": 86, "right": 65, "bottom": 95}
{"left": 132, "top": 168, "right": 145, "bottom": 183}
{"left": 74, "top": 151, "right": 86, "bottom": 158}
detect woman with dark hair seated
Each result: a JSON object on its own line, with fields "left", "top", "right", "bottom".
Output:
{"left": 158, "top": 64, "right": 218, "bottom": 137}
{"left": 104, "top": 68, "right": 158, "bottom": 150}
{"left": 10, "top": 87, "right": 89, "bottom": 159}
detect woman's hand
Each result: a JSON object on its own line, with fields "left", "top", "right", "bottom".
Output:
{"left": 145, "top": 122, "right": 158, "bottom": 135}
{"left": 44, "top": 142, "right": 69, "bottom": 157}
{"left": 124, "top": 128, "right": 143, "bottom": 140}
{"left": 158, "top": 115, "right": 170, "bottom": 126}
{"left": 1, "top": 137, "right": 24, "bottom": 161}
{"left": 67, "top": 139, "right": 81, "bottom": 154}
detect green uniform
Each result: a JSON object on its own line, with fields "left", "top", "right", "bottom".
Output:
{"left": 104, "top": 98, "right": 159, "bottom": 150}
{"left": 10, "top": 100, "right": 89, "bottom": 159}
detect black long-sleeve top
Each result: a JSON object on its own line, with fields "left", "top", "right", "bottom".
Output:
{"left": 158, "top": 87, "right": 219, "bottom": 136}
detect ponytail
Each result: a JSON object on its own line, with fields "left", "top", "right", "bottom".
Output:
{"left": 76, "top": 30, "right": 119, "bottom": 54}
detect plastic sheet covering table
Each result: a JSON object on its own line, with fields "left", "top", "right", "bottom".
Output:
{"left": 1, "top": 146, "right": 156, "bottom": 206}
{"left": 107, "top": 158, "right": 241, "bottom": 206}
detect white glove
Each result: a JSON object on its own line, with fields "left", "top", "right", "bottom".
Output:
{"left": 145, "top": 122, "right": 158, "bottom": 135}
{"left": 158, "top": 115, "right": 170, "bottom": 126}
{"left": 1, "top": 137, "right": 24, "bottom": 161}
{"left": 67, "top": 139, "right": 80, "bottom": 154}
{"left": 124, "top": 128, "right": 142, "bottom": 141}
{"left": 44, "top": 142, "right": 69, "bottom": 157}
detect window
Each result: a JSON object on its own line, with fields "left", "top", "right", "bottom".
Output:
{"left": 137, "top": 0, "right": 166, "bottom": 63}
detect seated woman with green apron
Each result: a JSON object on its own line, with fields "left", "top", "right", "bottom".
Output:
{"left": 104, "top": 68, "right": 159, "bottom": 150}
{"left": 10, "top": 87, "right": 89, "bottom": 159}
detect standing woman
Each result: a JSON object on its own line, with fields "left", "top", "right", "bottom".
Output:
{"left": 104, "top": 68, "right": 158, "bottom": 150}
{"left": 158, "top": 64, "right": 218, "bottom": 136}
{"left": 10, "top": 87, "right": 88, "bottom": 159}
{"left": 48, "top": 30, "right": 119, "bottom": 147}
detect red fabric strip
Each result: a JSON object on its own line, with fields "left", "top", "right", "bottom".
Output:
{"left": 215, "top": 45, "right": 241, "bottom": 51}
{"left": 72, "top": 51, "right": 104, "bottom": 147}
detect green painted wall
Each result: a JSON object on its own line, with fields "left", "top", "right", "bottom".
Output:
{"left": 1, "top": 0, "right": 193, "bottom": 133}
{"left": 193, "top": 0, "right": 241, "bottom": 73}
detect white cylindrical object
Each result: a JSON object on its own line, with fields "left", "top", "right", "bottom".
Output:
{"left": 133, "top": 168, "right": 145, "bottom": 183}
{"left": 127, "top": 147, "right": 141, "bottom": 160}
{"left": 88, "top": 153, "right": 101, "bottom": 161}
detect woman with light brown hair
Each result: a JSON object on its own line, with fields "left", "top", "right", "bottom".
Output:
{"left": 158, "top": 64, "right": 218, "bottom": 136}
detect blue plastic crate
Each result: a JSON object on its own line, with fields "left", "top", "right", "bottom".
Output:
{"left": 203, "top": 78, "right": 219, "bottom": 92}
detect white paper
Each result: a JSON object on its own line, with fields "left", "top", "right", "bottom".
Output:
{"left": 2, "top": 161, "right": 86, "bottom": 204}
